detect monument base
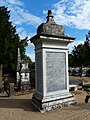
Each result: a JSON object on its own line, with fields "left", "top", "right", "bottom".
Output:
{"left": 32, "top": 92, "right": 76, "bottom": 113}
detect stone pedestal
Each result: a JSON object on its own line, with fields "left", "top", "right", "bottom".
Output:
{"left": 30, "top": 10, "right": 76, "bottom": 112}
{"left": 32, "top": 92, "right": 75, "bottom": 113}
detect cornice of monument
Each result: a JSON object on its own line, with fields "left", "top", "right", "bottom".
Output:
{"left": 31, "top": 33, "right": 75, "bottom": 41}
{"left": 30, "top": 10, "right": 75, "bottom": 43}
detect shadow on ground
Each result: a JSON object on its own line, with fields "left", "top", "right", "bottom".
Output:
{"left": 0, "top": 89, "right": 90, "bottom": 113}
{"left": 0, "top": 98, "right": 90, "bottom": 112}
{"left": 0, "top": 98, "right": 37, "bottom": 112}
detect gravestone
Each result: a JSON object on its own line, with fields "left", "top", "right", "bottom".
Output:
{"left": 30, "top": 10, "right": 76, "bottom": 112}
{"left": 16, "top": 48, "right": 30, "bottom": 90}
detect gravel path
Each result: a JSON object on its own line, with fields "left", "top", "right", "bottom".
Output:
{"left": 0, "top": 89, "right": 90, "bottom": 120}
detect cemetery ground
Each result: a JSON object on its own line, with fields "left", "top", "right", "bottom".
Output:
{"left": 0, "top": 76, "right": 90, "bottom": 120}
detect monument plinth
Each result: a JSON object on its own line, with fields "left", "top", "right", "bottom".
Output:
{"left": 30, "top": 10, "right": 76, "bottom": 112}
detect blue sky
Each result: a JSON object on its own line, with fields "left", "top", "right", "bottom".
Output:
{"left": 0, "top": 0, "right": 90, "bottom": 61}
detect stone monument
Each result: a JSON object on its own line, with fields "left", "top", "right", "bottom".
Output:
{"left": 16, "top": 48, "right": 30, "bottom": 90}
{"left": 30, "top": 10, "right": 76, "bottom": 112}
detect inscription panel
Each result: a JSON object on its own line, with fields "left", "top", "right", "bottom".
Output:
{"left": 46, "top": 52, "right": 67, "bottom": 93}
{"left": 36, "top": 52, "right": 43, "bottom": 93}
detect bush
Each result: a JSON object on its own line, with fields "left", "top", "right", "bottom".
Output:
{"left": 86, "top": 69, "right": 90, "bottom": 77}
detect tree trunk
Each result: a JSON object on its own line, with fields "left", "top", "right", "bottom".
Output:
{"left": 80, "top": 65, "right": 83, "bottom": 77}
{"left": 0, "top": 64, "right": 3, "bottom": 88}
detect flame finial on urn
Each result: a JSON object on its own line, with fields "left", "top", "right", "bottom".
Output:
{"left": 48, "top": 10, "right": 52, "bottom": 17}
{"left": 46, "top": 10, "right": 55, "bottom": 23}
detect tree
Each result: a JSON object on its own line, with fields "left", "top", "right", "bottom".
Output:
{"left": 0, "top": 6, "right": 34, "bottom": 78}
{"left": 23, "top": 55, "right": 35, "bottom": 69}
{"left": 0, "top": 6, "right": 27, "bottom": 74}
{"left": 68, "top": 54, "right": 75, "bottom": 67}
{"left": 68, "top": 31, "right": 90, "bottom": 77}
{"left": 85, "top": 31, "right": 90, "bottom": 47}
{"left": 72, "top": 44, "right": 88, "bottom": 76}
{"left": 19, "top": 37, "right": 28, "bottom": 60}
{"left": 84, "top": 31, "right": 90, "bottom": 66}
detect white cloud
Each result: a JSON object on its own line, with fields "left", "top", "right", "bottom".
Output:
{"left": 1, "top": 0, "right": 43, "bottom": 26}
{"left": 26, "top": 52, "right": 35, "bottom": 62}
{"left": 16, "top": 27, "right": 35, "bottom": 39}
{"left": 0, "top": 0, "right": 23, "bottom": 6}
{"left": 51, "top": 0, "right": 90, "bottom": 30}
{"left": 0, "top": 0, "right": 8, "bottom": 6}
{"left": 8, "top": 6, "right": 43, "bottom": 26}
{"left": 27, "top": 41, "right": 34, "bottom": 48}
{"left": 0, "top": 0, "right": 43, "bottom": 56}
{"left": 16, "top": 27, "right": 28, "bottom": 38}
{"left": 6, "top": 0, "right": 24, "bottom": 6}
{"left": 16, "top": 27, "right": 24, "bottom": 33}
{"left": 0, "top": 0, "right": 43, "bottom": 40}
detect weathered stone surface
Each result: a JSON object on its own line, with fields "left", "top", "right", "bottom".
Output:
{"left": 37, "top": 10, "right": 65, "bottom": 36}
{"left": 46, "top": 52, "right": 67, "bottom": 93}
{"left": 32, "top": 93, "right": 76, "bottom": 113}
{"left": 37, "top": 23, "right": 65, "bottom": 36}
{"left": 36, "top": 52, "right": 43, "bottom": 93}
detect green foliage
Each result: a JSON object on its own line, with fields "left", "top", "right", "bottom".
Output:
{"left": 0, "top": 6, "right": 33, "bottom": 75}
{"left": 19, "top": 37, "right": 28, "bottom": 60}
{"left": 68, "top": 32, "right": 90, "bottom": 77}
{"left": 72, "top": 44, "right": 88, "bottom": 67}
{"left": 69, "top": 31, "right": 90, "bottom": 68}
{"left": 87, "top": 69, "right": 90, "bottom": 74}
{"left": 23, "top": 55, "right": 35, "bottom": 69}
{"left": 68, "top": 54, "right": 75, "bottom": 67}
{"left": 30, "top": 62, "right": 35, "bottom": 69}
{"left": 84, "top": 31, "right": 90, "bottom": 66}
{"left": 0, "top": 6, "right": 20, "bottom": 74}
